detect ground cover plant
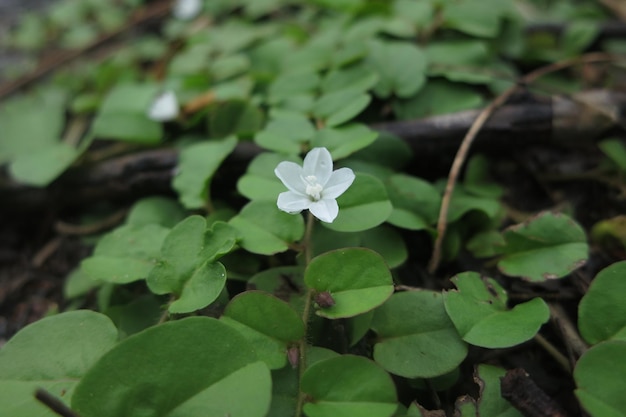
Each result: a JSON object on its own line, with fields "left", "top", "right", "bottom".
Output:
{"left": 1, "top": 0, "right": 626, "bottom": 416}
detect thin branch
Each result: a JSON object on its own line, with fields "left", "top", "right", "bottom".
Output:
{"left": 34, "top": 389, "right": 82, "bottom": 417}
{"left": 427, "top": 52, "right": 618, "bottom": 274}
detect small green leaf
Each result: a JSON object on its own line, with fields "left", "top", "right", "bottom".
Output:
{"left": 578, "top": 261, "right": 626, "bottom": 344}
{"left": 599, "top": 138, "right": 626, "bottom": 172}
{"left": 322, "top": 65, "right": 379, "bottom": 94}
{"left": 497, "top": 212, "right": 589, "bottom": 281}
{"left": 81, "top": 224, "right": 170, "bottom": 284}
{"left": 312, "top": 89, "right": 371, "bottom": 127}
{"left": 254, "top": 112, "right": 316, "bottom": 154}
{"left": 92, "top": 83, "right": 162, "bottom": 143}
{"left": 301, "top": 355, "right": 398, "bottom": 417}
{"left": 324, "top": 173, "right": 392, "bottom": 232}
{"left": 442, "top": 0, "right": 509, "bottom": 38}
{"left": 147, "top": 216, "right": 237, "bottom": 313}
{"left": 0, "top": 311, "right": 118, "bottom": 416}
{"left": 426, "top": 40, "right": 493, "bottom": 84}
{"left": 221, "top": 291, "right": 304, "bottom": 369}
{"left": 126, "top": 197, "right": 186, "bottom": 228}
{"left": 476, "top": 365, "right": 523, "bottom": 417}
{"left": 371, "top": 291, "right": 468, "bottom": 378}
{"left": 368, "top": 40, "right": 427, "bottom": 98}
{"left": 207, "top": 100, "right": 264, "bottom": 138}
{"left": 72, "top": 317, "right": 271, "bottom": 417}
{"left": 305, "top": 248, "right": 394, "bottom": 319}
{"left": 172, "top": 136, "right": 238, "bottom": 209}
{"left": 237, "top": 152, "right": 301, "bottom": 201}
{"left": 268, "top": 69, "right": 321, "bottom": 103}
{"left": 9, "top": 143, "right": 81, "bottom": 187}
{"left": 393, "top": 79, "right": 483, "bottom": 120}
{"left": 385, "top": 174, "right": 440, "bottom": 231}
{"left": 310, "top": 124, "right": 378, "bottom": 160}
{"left": 575, "top": 340, "right": 626, "bottom": 417}
{"left": 229, "top": 200, "right": 305, "bottom": 254}
{"left": 443, "top": 272, "right": 550, "bottom": 348}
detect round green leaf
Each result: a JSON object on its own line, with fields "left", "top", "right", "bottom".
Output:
{"left": 221, "top": 291, "right": 305, "bottom": 369}
{"left": 126, "top": 197, "right": 186, "bottom": 228}
{"left": 476, "top": 365, "right": 523, "bottom": 417}
{"left": 385, "top": 174, "right": 440, "bottom": 231}
{"left": 371, "top": 291, "right": 468, "bottom": 378}
{"left": 574, "top": 341, "right": 626, "bottom": 417}
{"left": 368, "top": 40, "right": 427, "bottom": 98}
{"left": 72, "top": 317, "right": 270, "bottom": 417}
{"left": 497, "top": 211, "right": 589, "bottom": 281}
{"left": 444, "top": 272, "right": 550, "bottom": 348}
{"left": 305, "top": 248, "right": 394, "bottom": 319}
{"left": 324, "top": 173, "right": 392, "bottom": 232}
{"left": 310, "top": 124, "right": 378, "bottom": 160}
{"left": 147, "top": 217, "right": 237, "bottom": 313}
{"left": 172, "top": 136, "right": 238, "bottom": 209}
{"left": 301, "top": 355, "right": 397, "bottom": 417}
{"left": 10, "top": 143, "right": 81, "bottom": 187}
{"left": 237, "top": 152, "right": 300, "bottom": 201}
{"left": 229, "top": 200, "right": 305, "bottom": 255}
{"left": 312, "top": 89, "right": 371, "bottom": 127}
{"left": 0, "top": 311, "right": 118, "bottom": 416}
{"left": 81, "top": 224, "right": 170, "bottom": 284}
{"left": 578, "top": 261, "right": 626, "bottom": 344}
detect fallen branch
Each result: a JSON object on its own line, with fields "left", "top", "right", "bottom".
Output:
{"left": 0, "top": 88, "right": 624, "bottom": 213}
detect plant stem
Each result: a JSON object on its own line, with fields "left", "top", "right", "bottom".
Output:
{"left": 534, "top": 333, "right": 571, "bottom": 373}
{"left": 295, "top": 212, "right": 315, "bottom": 417}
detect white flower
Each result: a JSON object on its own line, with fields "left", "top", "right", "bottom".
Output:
{"left": 172, "top": 0, "right": 202, "bottom": 20}
{"left": 274, "top": 147, "right": 355, "bottom": 223}
{"left": 147, "top": 91, "right": 179, "bottom": 122}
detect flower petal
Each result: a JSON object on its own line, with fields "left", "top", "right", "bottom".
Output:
{"left": 323, "top": 168, "right": 355, "bottom": 199}
{"left": 277, "top": 191, "right": 311, "bottom": 214}
{"left": 275, "top": 161, "right": 306, "bottom": 195}
{"left": 309, "top": 199, "right": 339, "bottom": 223}
{"left": 173, "top": 0, "right": 202, "bottom": 20}
{"left": 148, "top": 91, "right": 179, "bottom": 121}
{"left": 303, "top": 147, "right": 333, "bottom": 185}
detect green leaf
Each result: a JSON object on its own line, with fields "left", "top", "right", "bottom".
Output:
{"left": 497, "top": 212, "right": 589, "bottom": 281}
{"left": 81, "top": 224, "right": 170, "bottom": 284}
{"left": 385, "top": 174, "right": 440, "bottom": 231}
{"left": 575, "top": 341, "right": 626, "bottom": 417}
{"left": 301, "top": 355, "right": 398, "bottom": 417}
{"left": 476, "top": 365, "right": 523, "bottom": 417}
{"left": 0, "top": 89, "right": 66, "bottom": 163}
{"left": 348, "top": 131, "right": 413, "bottom": 171}
{"left": 578, "top": 261, "right": 626, "bottom": 344}
{"left": 304, "top": 248, "right": 394, "bottom": 319}
{"left": 426, "top": 40, "right": 493, "bottom": 84}
{"left": 126, "top": 197, "right": 186, "bottom": 228}
{"left": 312, "top": 224, "right": 407, "bottom": 269}
{"left": 268, "top": 69, "right": 321, "bottom": 103}
{"left": 207, "top": 101, "right": 264, "bottom": 138}
{"left": 322, "top": 65, "right": 379, "bottom": 94}
{"left": 443, "top": 272, "right": 550, "bottom": 348}
{"left": 92, "top": 83, "right": 163, "bottom": 143}
{"left": 72, "top": 317, "right": 271, "bottom": 417}
{"left": 9, "top": 143, "right": 81, "bottom": 187}
{"left": 599, "top": 138, "right": 626, "bottom": 172}
{"left": 237, "top": 152, "right": 301, "bottom": 201}
{"left": 368, "top": 40, "right": 427, "bottom": 98}
{"left": 229, "top": 200, "right": 305, "bottom": 254}
{"left": 172, "top": 136, "right": 238, "bottom": 209}
{"left": 324, "top": 173, "right": 392, "bottom": 232}
{"left": 310, "top": 124, "right": 378, "bottom": 160}
{"left": 312, "top": 89, "right": 371, "bottom": 127}
{"left": 393, "top": 79, "right": 483, "bottom": 120}
{"left": 147, "top": 216, "right": 237, "bottom": 313}
{"left": 247, "top": 266, "right": 305, "bottom": 302}
{"left": 442, "top": 0, "right": 509, "bottom": 38}
{"left": 254, "top": 112, "right": 316, "bottom": 154}
{"left": 221, "top": 291, "right": 305, "bottom": 369}
{"left": 371, "top": 291, "right": 468, "bottom": 378}
{"left": 0, "top": 311, "right": 118, "bottom": 416}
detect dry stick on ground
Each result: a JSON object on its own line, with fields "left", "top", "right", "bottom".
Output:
{"left": 0, "top": 0, "right": 172, "bottom": 99}
{"left": 427, "top": 52, "right": 617, "bottom": 274}
{"left": 35, "top": 389, "right": 82, "bottom": 417}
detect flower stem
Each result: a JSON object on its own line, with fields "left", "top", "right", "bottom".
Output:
{"left": 295, "top": 212, "right": 316, "bottom": 417}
